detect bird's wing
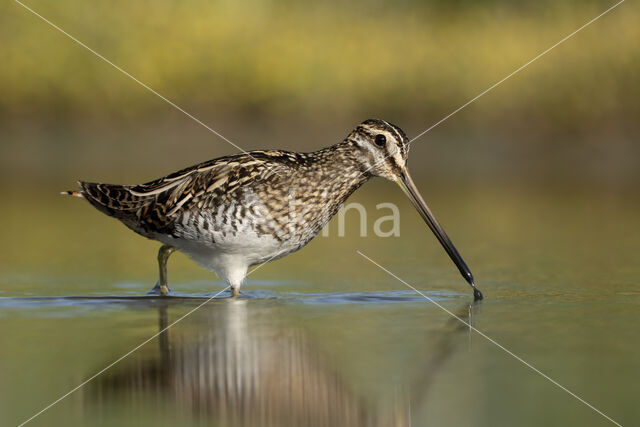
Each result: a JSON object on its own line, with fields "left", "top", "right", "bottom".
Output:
{"left": 79, "top": 151, "right": 297, "bottom": 235}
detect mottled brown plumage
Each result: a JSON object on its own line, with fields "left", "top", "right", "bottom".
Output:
{"left": 79, "top": 147, "right": 364, "bottom": 245}
{"left": 65, "top": 119, "right": 482, "bottom": 299}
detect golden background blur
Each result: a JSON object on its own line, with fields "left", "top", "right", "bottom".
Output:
{"left": 1, "top": 0, "right": 638, "bottom": 190}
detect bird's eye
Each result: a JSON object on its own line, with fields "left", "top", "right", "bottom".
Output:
{"left": 374, "top": 134, "right": 386, "bottom": 147}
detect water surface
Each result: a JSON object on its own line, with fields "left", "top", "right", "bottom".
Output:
{"left": 0, "top": 184, "right": 638, "bottom": 426}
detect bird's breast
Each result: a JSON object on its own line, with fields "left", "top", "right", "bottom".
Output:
{"left": 164, "top": 200, "right": 314, "bottom": 267}
{"left": 159, "top": 164, "right": 367, "bottom": 267}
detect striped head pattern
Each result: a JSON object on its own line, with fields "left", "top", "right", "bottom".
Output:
{"left": 347, "top": 119, "right": 410, "bottom": 181}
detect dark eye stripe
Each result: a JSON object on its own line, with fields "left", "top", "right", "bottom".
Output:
{"left": 378, "top": 120, "right": 407, "bottom": 155}
{"left": 385, "top": 153, "right": 402, "bottom": 174}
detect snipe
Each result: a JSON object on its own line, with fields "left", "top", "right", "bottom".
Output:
{"left": 64, "top": 119, "right": 483, "bottom": 300}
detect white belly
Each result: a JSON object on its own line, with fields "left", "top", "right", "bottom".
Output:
{"left": 156, "top": 220, "right": 300, "bottom": 289}
{"left": 153, "top": 195, "right": 317, "bottom": 289}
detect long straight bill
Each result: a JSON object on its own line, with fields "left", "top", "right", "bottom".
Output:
{"left": 397, "top": 168, "right": 483, "bottom": 300}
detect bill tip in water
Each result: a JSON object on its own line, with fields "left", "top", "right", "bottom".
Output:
{"left": 473, "top": 287, "right": 484, "bottom": 301}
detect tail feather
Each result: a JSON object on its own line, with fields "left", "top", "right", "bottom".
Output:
{"left": 62, "top": 180, "right": 173, "bottom": 236}
{"left": 61, "top": 181, "right": 85, "bottom": 198}
{"left": 76, "top": 181, "right": 141, "bottom": 213}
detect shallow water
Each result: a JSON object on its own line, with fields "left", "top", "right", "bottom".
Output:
{"left": 0, "top": 183, "right": 638, "bottom": 426}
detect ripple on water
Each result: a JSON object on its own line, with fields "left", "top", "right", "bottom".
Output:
{"left": 0, "top": 283, "right": 462, "bottom": 317}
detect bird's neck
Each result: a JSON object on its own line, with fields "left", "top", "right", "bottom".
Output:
{"left": 302, "top": 140, "right": 371, "bottom": 206}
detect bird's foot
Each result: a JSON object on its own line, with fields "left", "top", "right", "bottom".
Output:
{"left": 146, "top": 281, "right": 171, "bottom": 296}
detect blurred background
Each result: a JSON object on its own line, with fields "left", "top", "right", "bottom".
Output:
{"left": 1, "top": 0, "right": 638, "bottom": 187}
{"left": 1, "top": 0, "right": 639, "bottom": 426}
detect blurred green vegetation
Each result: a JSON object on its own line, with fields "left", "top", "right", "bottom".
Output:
{"left": 3, "top": 0, "right": 637, "bottom": 123}
{"left": 1, "top": 0, "right": 638, "bottom": 186}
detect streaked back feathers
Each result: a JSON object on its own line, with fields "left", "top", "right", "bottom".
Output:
{"left": 63, "top": 119, "right": 410, "bottom": 240}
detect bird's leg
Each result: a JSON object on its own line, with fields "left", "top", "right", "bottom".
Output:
{"left": 147, "top": 245, "right": 176, "bottom": 296}
{"left": 230, "top": 287, "right": 240, "bottom": 297}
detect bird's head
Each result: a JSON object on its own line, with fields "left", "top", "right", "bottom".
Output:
{"left": 347, "top": 118, "right": 483, "bottom": 300}
{"left": 347, "top": 118, "right": 410, "bottom": 181}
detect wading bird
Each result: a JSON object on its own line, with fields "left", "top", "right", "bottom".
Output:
{"left": 64, "top": 119, "right": 483, "bottom": 300}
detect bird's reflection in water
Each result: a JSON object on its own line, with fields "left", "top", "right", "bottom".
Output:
{"left": 89, "top": 298, "right": 478, "bottom": 426}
